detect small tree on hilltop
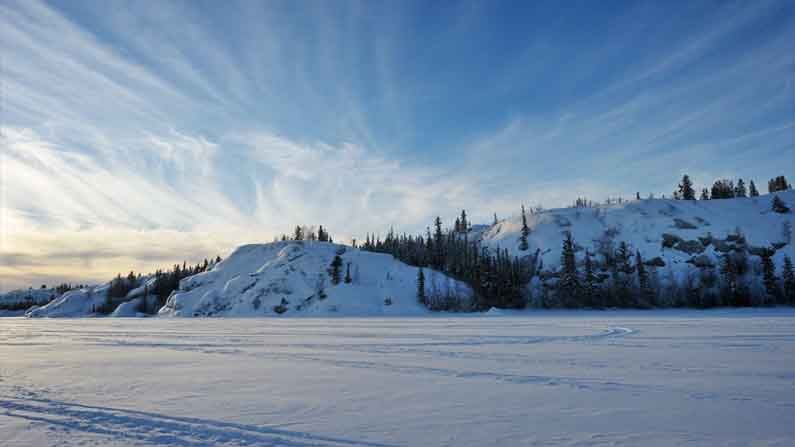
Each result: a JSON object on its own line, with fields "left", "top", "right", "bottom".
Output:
{"left": 749, "top": 180, "right": 759, "bottom": 197}
{"left": 678, "top": 174, "right": 696, "bottom": 200}
{"left": 519, "top": 205, "right": 530, "bottom": 251}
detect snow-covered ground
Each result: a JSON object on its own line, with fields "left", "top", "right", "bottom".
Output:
{"left": 2, "top": 310, "right": 794, "bottom": 446}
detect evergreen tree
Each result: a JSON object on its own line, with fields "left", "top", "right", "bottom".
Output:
{"left": 557, "top": 232, "right": 580, "bottom": 307}
{"left": 720, "top": 253, "right": 741, "bottom": 306}
{"left": 493, "top": 213, "right": 498, "bottom": 226}
{"left": 459, "top": 210, "right": 468, "bottom": 233}
{"left": 613, "top": 242, "right": 633, "bottom": 307}
{"left": 749, "top": 180, "right": 759, "bottom": 197}
{"left": 782, "top": 256, "right": 795, "bottom": 305}
{"left": 344, "top": 262, "right": 352, "bottom": 284}
{"left": 582, "top": 251, "right": 599, "bottom": 308}
{"left": 417, "top": 267, "right": 426, "bottom": 305}
{"left": 735, "top": 179, "right": 747, "bottom": 198}
{"left": 519, "top": 205, "right": 530, "bottom": 251}
{"left": 329, "top": 255, "right": 343, "bottom": 285}
{"left": 761, "top": 251, "right": 779, "bottom": 305}
{"left": 711, "top": 179, "right": 735, "bottom": 199}
{"left": 768, "top": 176, "right": 791, "bottom": 193}
{"left": 635, "top": 250, "right": 654, "bottom": 308}
{"left": 678, "top": 174, "right": 696, "bottom": 200}
{"left": 294, "top": 225, "right": 304, "bottom": 241}
{"left": 700, "top": 188, "right": 710, "bottom": 200}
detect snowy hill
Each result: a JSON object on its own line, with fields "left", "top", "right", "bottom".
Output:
{"left": 159, "top": 241, "right": 471, "bottom": 317}
{"left": 0, "top": 288, "right": 59, "bottom": 315}
{"left": 26, "top": 277, "right": 157, "bottom": 318}
{"left": 480, "top": 191, "right": 794, "bottom": 290}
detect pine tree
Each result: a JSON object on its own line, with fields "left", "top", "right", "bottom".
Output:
{"left": 460, "top": 210, "right": 468, "bottom": 233}
{"left": 344, "top": 262, "right": 352, "bottom": 284}
{"left": 493, "top": 213, "right": 498, "bottom": 226}
{"left": 519, "top": 205, "right": 530, "bottom": 251}
{"left": 557, "top": 232, "right": 580, "bottom": 307}
{"left": 678, "top": 174, "right": 696, "bottom": 200}
{"left": 760, "top": 252, "right": 778, "bottom": 305}
{"left": 735, "top": 179, "right": 747, "bottom": 198}
{"left": 749, "top": 180, "right": 759, "bottom": 197}
{"left": 700, "top": 188, "right": 710, "bottom": 200}
{"left": 294, "top": 225, "right": 304, "bottom": 241}
{"left": 417, "top": 267, "right": 426, "bottom": 305}
{"left": 782, "top": 256, "right": 795, "bottom": 305}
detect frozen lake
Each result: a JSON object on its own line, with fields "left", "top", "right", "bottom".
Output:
{"left": 2, "top": 311, "right": 795, "bottom": 446}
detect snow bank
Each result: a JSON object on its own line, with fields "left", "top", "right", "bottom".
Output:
{"left": 159, "top": 241, "right": 471, "bottom": 317}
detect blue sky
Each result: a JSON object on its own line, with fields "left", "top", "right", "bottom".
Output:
{"left": 1, "top": 0, "right": 794, "bottom": 290}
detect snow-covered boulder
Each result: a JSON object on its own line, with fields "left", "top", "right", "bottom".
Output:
{"left": 111, "top": 298, "right": 146, "bottom": 317}
{"left": 159, "top": 241, "right": 472, "bottom": 317}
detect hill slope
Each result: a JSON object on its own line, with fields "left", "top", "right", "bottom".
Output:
{"left": 158, "top": 241, "right": 471, "bottom": 317}
{"left": 479, "top": 191, "right": 794, "bottom": 299}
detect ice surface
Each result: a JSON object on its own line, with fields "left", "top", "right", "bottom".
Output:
{"left": 2, "top": 310, "right": 794, "bottom": 446}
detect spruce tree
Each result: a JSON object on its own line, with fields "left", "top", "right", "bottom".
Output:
{"left": 583, "top": 251, "right": 598, "bottom": 308}
{"left": 329, "top": 255, "right": 343, "bottom": 285}
{"left": 749, "top": 180, "right": 759, "bottom": 197}
{"left": 635, "top": 250, "right": 654, "bottom": 308}
{"left": 735, "top": 179, "right": 747, "bottom": 198}
{"left": 417, "top": 267, "right": 426, "bottom": 305}
{"left": 678, "top": 174, "right": 696, "bottom": 200}
{"left": 761, "top": 252, "right": 778, "bottom": 305}
{"left": 519, "top": 205, "right": 530, "bottom": 251}
{"left": 344, "top": 262, "right": 352, "bottom": 284}
{"left": 700, "top": 188, "right": 710, "bottom": 200}
{"left": 557, "top": 232, "right": 580, "bottom": 307}
{"left": 782, "top": 256, "right": 795, "bottom": 305}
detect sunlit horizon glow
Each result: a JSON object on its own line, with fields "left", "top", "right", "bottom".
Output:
{"left": 2, "top": 0, "right": 794, "bottom": 291}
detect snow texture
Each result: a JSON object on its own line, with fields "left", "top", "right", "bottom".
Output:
{"left": 1, "top": 311, "right": 794, "bottom": 446}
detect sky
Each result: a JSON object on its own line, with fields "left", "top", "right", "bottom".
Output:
{"left": 1, "top": 0, "right": 794, "bottom": 291}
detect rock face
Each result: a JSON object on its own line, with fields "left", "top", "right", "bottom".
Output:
{"left": 158, "top": 241, "right": 472, "bottom": 317}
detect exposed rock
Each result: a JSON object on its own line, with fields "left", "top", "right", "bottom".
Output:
{"left": 698, "top": 236, "right": 712, "bottom": 247}
{"left": 687, "top": 255, "right": 714, "bottom": 268}
{"left": 662, "top": 233, "right": 683, "bottom": 249}
{"left": 644, "top": 257, "right": 666, "bottom": 267}
{"left": 674, "top": 239, "right": 705, "bottom": 255}
{"left": 673, "top": 218, "right": 698, "bottom": 230}
{"left": 713, "top": 239, "right": 733, "bottom": 253}
{"left": 693, "top": 216, "right": 710, "bottom": 226}
{"left": 748, "top": 245, "right": 772, "bottom": 257}
{"left": 772, "top": 242, "right": 787, "bottom": 250}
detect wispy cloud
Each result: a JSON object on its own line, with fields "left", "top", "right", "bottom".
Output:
{"left": 1, "top": 0, "right": 793, "bottom": 290}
